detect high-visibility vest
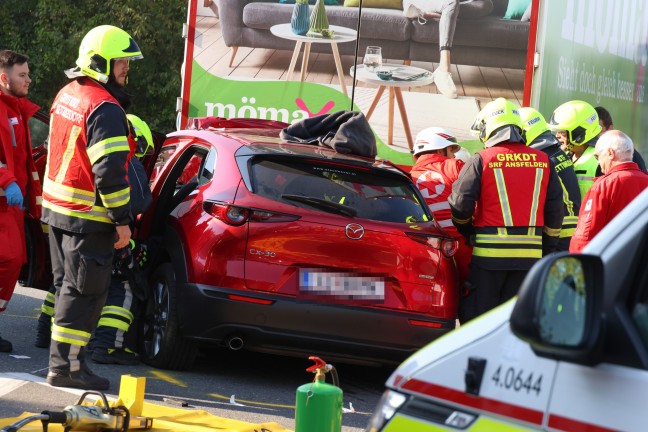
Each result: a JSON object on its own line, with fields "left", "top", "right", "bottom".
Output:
{"left": 411, "top": 153, "right": 463, "bottom": 238}
{"left": 43, "top": 79, "right": 133, "bottom": 225}
{"left": 573, "top": 145, "right": 598, "bottom": 201}
{"left": 473, "top": 143, "right": 553, "bottom": 265}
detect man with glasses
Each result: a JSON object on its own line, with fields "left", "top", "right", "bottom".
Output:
{"left": 569, "top": 130, "right": 648, "bottom": 253}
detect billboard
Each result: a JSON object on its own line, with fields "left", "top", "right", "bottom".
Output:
{"left": 181, "top": 0, "right": 536, "bottom": 161}
{"left": 532, "top": 0, "right": 648, "bottom": 151}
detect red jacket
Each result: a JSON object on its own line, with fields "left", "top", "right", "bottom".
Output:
{"left": 0, "top": 91, "right": 41, "bottom": 217}
{"left": 411, "top": 153, "right": 464, "bottom": 238}
{"left": 570, "top": 162, "right": 648, "bottom": 253}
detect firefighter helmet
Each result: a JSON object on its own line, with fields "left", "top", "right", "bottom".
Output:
{"left": 547, "top": 100, "right": 601, "bottom": 145}
{"left": 76, "top": 25, "right": 143, "bottom": 83}
{"left": 470, "top": 98, "right": 523, "bottom": 144}
{"left": 519, "top": 107, "right": 549, "bottom": 145}
{"left": 127, "top": 114, "right": 154, "bottom": 158}
{"left": 412, "top": 127, "right": 459, "bottom": 156}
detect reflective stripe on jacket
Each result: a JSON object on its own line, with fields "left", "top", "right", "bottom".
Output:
{"left": 450, "top": 141, "right": 563, "bottom": 270}
{"left": 410, "top": 153, "right": 464, "bottom": 238}
{"left": 43, "top": 78, "right": 134, "bottom": 232}
{"left": 530, "top": 132, "right": 580, "bottom": 251}
{"left": 0, "top": 91, "right": 42, "bottom": 216}
{"left": 573, "top": 145, "right": 598, "bottom": 202}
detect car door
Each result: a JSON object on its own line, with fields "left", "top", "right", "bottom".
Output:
{"left": 20, "top": 111, "right": 51, "bottom": 290}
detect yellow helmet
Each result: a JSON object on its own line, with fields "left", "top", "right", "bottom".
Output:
{"left": 519, "top": 107, "right": 549, "bottom": 145}
{"left": 127, "top": 114, "right": 154, "bottom": 158}
{"left": 470, "top": 98, "right": 523, "bottom": 144}
{"left": 547, "top": 100, "right": 601, "bottom": 145}
{"left": 76, "top": 25, "right": 143, "bottom": 83}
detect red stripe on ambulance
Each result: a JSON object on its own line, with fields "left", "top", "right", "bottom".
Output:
{"left": 401, "top": 378, "right": 544, "bottom": 425}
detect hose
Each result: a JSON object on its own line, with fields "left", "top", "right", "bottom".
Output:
{"left": 0, "top": 414, "right": 49, "bottom": 432}
{"left": 329, "top": 365, "right": 340, "bottom": 388}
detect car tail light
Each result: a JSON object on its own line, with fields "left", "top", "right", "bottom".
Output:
{"left": 203, "top": 201, "right": 300, "bottom": 226}
{"left": 228, "top": 294, "right": 274, "bottom": 305}
{"left": 408, "top": 319, "right": 443, "bottom": 328}
{"left": 406, "top": 232, "right": 458, "bottom": 257}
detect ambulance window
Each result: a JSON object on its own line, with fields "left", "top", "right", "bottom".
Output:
{"left": 539, "top": 256, "right": 587, "bottom": 346}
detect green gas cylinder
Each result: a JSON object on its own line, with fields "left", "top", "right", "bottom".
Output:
{"left": 295, "top": 356, "right": 343, "bottom": 432}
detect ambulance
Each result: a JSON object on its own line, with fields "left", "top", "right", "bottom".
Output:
{"left": 366, "top": 188, "right": 648, "bottom": 431}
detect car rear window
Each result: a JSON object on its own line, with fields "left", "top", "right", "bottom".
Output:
{"left": 250, "top": 158, "right": 430, "bottom": 223}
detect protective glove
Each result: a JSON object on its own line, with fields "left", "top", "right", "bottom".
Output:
{"left": 132, "top": 241, "right": 149, "bottom": 269}
{"left": 4, "top": 182, "right": 23, "bottom": 208}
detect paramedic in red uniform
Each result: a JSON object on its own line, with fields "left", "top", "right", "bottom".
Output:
{"left": 410, "top": 127, "right": 472, "bottom": 288}
{"left": 570, "top": 130, "right": 648, "bottom": 253}
{"left": 0, "top": 50, "right": 41, "bottom": 352}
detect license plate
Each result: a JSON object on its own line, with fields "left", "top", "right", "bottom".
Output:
{"left": 299, "top": 269, "right": 385, "bottom": 301}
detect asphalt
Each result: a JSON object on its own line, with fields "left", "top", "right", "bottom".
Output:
{"left": 0, "top": 284, "right": 385, "bottom": 432}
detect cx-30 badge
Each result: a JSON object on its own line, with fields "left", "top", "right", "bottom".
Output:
{"left": 345, "top": 223, "right": 365, "bottom": 240}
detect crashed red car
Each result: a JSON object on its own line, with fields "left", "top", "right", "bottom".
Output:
{"left": 137, "top": 117, "right": 459, "bottom": 370}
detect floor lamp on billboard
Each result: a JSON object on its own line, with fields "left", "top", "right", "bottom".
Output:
{"left": 350, "top": 0, "right": 364, "bottom": 111}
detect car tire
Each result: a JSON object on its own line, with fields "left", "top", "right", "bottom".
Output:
{"left": 140, "top": 262, "right": 198, "bottom": 370}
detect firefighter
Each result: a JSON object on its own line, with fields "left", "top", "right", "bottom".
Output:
{"left": 91, "top": 114, "right": 153, "bottom": 365}
{"left": 41, "top": 25, "right": 143, "bottom": 390}
{"left": 519, "top": 107, "right": 580, "bottom": 251}
{"left": 448, "top": 98, "right": 563, "bottom": 323}
{"left": 410, "top": 127, "right": 472, "bottom": 288}
{"left": 35, "top": 115, "right": 154, "bottom": 355}
{"left": 547, "top": 100, "right": 601, "bottom": 201}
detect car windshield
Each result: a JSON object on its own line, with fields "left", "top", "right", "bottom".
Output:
{"left": 250, "top": 158, "right": 430, "bottom": 223}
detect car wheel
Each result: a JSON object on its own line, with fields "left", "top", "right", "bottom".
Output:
{"left": 140, "top": 262, "right": 198, "bottom": 370}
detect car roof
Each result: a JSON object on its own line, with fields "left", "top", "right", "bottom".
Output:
{"left": 169, "top": 127, "right": 408, "bottom": 176}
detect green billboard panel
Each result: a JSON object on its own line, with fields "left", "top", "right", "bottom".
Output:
{"left": 532, "top": 0, "right": 648, "bottom": 151}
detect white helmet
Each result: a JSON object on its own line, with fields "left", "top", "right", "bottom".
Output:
{"left": 412, "top": 127, "right": 458, "bottom": 156}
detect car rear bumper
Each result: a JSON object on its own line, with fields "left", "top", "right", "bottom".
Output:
{"left": 177, "top": 283, "right": 456, "bottom": 366}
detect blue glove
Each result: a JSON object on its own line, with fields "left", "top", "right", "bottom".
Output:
{"left": 4, "top": 182, "right": 23, "bottom": 208}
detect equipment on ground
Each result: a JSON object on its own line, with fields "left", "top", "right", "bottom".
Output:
{"left": 0, "top": 390, "right": 152, "bottom": 432}
{"left": 295, "top": 356, "right": 343, "bottom": 432}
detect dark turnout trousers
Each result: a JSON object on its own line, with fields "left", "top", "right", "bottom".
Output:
{"left": 459, "top": 263, "right": 528, "bottom": 324}
{"left": 49, "top": 227, "right": 114, "bottom": 373}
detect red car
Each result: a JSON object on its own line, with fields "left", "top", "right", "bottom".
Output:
{"left": 137, "top": 117, "right": 459, "bottom": 370}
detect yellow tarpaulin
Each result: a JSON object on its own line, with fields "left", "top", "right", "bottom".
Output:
{"left": 0, "top": 401, "right": 293, "bottom": 432}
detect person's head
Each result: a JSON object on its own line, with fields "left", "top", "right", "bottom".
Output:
{"left": 594, "top": 130, "right": 634, "bottom": 174}
{"left": 127, "top": 114, "right": 154, "bottom": 158}
{"left": 76, "top": 25, "right": 143, "bottom": 86}
{"left": 412, "top": 127, "right": 460, "bottom": 159}
{"left": 548, "top": 100, "right": 601, "bottom": 152}
{"left": 0, "top": 50, "right": 31, "bottom": 98}
{"left": 470, "top": 98, "right": 523, "bottom": 146}
{"left": 595, "top": 106, "right": 613, "bottom": 132}
{"left": 519, "top": 107, "right": 549, "bottom": 145}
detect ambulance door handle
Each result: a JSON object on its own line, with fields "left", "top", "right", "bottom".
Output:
{"left": 464, "top": 357, "right": 487, "bottom": 396}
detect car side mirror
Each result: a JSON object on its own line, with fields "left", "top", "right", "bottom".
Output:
{"left": 510, "top": 253, "right": 604, "bottom": 366}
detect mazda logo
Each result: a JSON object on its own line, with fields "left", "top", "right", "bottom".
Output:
{"left": 345, "top": 223, "right": 365, "bottom": 240}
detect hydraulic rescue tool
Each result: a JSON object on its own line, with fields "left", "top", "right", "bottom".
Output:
{"left": 0, "top": 390, "right": 153, "bottom": 432}
{"left": 295, "top": 356, "right": 343, "bottom": 432}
